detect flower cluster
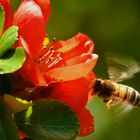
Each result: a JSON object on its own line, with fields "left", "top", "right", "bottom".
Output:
{"left": 0, "top": 0, "right": 98, "bottom": 137}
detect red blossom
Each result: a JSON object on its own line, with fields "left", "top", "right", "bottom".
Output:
{"left": 0, "top": 0, "right": 98, "bottom": 136}
{"left": 20, "top": 33, "right": 98, "bottom": 86}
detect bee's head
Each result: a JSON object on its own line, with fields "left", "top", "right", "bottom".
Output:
{"left": 93, "top": 79, "right": 115, "bottom": 99}
{"left": 93, "top": 79, "right": 102, "bottom": 94}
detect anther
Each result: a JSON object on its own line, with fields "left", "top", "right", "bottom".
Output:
{"left": 34, "top": 43, "right": 63, "bottom": 70}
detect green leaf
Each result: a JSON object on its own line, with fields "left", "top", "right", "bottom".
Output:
{"left": 0, "top": 26, "right": 18, "bottom": 57}
{"left": 15, "top": 99, "right": 80, "bottom": 140}
{"left": 0, "top": 47, "right": 26, "bottom": 74}
{"left": 0, "top": 4, "right": 4, "bottom": 36}
{"left": 0, "top": 98, "right": 20, "bottom": 140}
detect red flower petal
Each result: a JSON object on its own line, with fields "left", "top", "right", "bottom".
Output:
{"left": 0, "top": 0, "right": 13, "bottom": 31}
{"left": 34, "top": 0, "right": 50, "bottom": 22}
{"left": 86, "top": 72, "right": 96, "bottom": 103}
{"left": 13, "top": 0, "right": 46, "bottom": 57}
{"left": 48, "top": 77, "right": 89, "bottom": 112}
{"left": 77, "top": 108, "right": 94, "bottom": 136}
{"left": 51, "top": 33, "right": 94, "bottom": 60}
{"left": 19, "top": 37, "right": 48, "bottom": 86}
{"left": 46, "top": 53, "right": 98, "bottom": 81}
{"left": 20, "top": 55, "right": 47, "bottom": 86}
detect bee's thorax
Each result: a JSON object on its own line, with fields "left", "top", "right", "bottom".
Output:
{"left": 93, "top": 80, "right": 115, "bottom": 99}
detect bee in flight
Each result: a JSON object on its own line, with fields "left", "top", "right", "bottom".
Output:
{"left": 92, "top": 53, "right": 140, "bottom": 110}
{"left": 93, "top": 79, "right": 140, "bottom": 109}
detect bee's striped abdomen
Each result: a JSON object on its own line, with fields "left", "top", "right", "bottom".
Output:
{"left": 113, "top": 82, "right": 140, "bottom": 107}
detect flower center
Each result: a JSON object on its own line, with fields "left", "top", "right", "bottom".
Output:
{"left": 34, "top": 38, "right": 63, "bottom": 70}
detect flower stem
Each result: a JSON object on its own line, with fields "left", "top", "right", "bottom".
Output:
{"left": 0, "top": 97, "right": 20, "bottom": 140}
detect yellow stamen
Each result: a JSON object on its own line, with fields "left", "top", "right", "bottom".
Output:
{"left": 43, "top": 36, "right": 50, "bottom": 48}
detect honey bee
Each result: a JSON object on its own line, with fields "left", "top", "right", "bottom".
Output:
{"left": 93, "top": 79, "right": 140, "bottom": 109}
{"left": 93, "top": 53, "right": 140, "bottom": 110}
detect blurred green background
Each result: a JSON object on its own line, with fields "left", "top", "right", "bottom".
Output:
{"left": 12, "top": 0, "right": 140, "bottom": 140}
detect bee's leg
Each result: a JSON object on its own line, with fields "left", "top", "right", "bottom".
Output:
{"left": 106, "top": 97, "right": 119, "bottom": 109}
{"left": 106, "top": 99, "right": 113, "bottom": 109}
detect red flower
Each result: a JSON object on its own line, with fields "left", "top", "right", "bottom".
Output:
{"left": 0, "top": 0, "right": 98, "bottom": 136}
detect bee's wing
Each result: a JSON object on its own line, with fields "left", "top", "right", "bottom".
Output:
{"left": 115, "top": 102, "right": 134, "bottom": 121}
{"left": 106, "top": 97, "right": 134, "bottom": 120}
{"left": 105, "top": 53, "right": 140, "bottom": 82}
